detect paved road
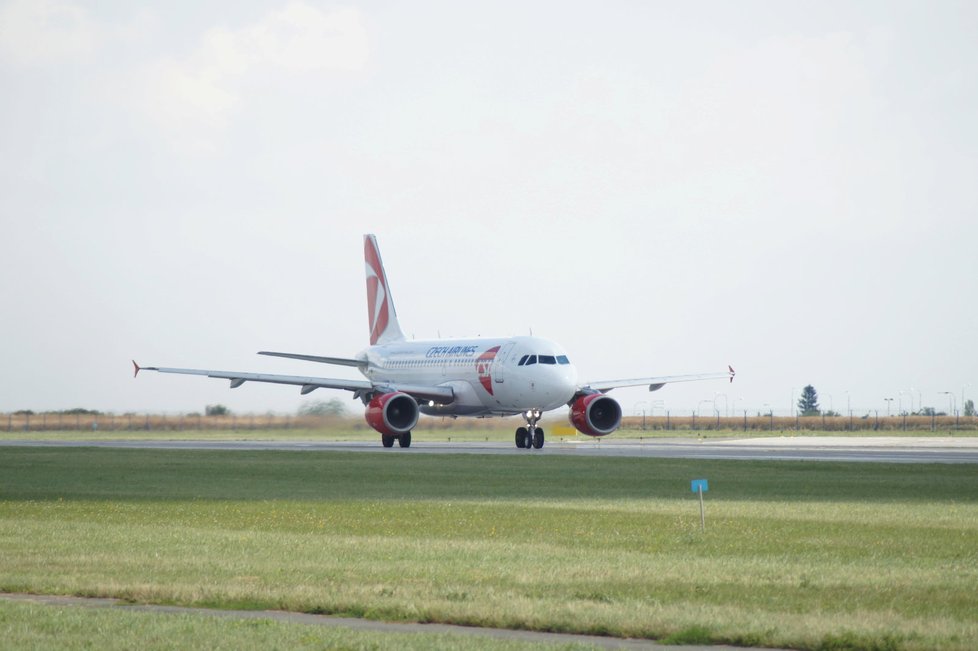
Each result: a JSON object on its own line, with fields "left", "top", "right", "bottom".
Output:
{"left": 3, "top": 436, "right": 977, "bottom": 463}
{"left": 0, "top": 593, "right": 784, "bottom": 651}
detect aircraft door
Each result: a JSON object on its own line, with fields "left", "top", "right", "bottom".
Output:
{"left": 493, "top": 343, "right": 516, "bottom": 384}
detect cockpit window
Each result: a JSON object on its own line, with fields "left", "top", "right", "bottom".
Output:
{"left": 520, "top": 353, "right": 570, "bottom": 366}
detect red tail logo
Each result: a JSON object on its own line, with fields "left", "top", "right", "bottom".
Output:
{"left": 365, "top": 238, "right": 390, "bottom": 346}
{"left": 476, "top": 346, "right": 500, "bottom": 395}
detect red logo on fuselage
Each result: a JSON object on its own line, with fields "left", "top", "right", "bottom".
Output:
{"left": 476, "top": 346, "right": 500, "bottom": 395}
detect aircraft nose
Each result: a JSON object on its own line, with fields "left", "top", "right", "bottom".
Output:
{"left": 557, "top": 364, "right": 578, "bottom": 400}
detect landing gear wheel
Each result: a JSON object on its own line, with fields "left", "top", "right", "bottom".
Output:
{"left": 398, "top": 431, "right": 412, "bottom": 448}
{"left": 381, "top": 434, "right": 395, "bottom": 448}
{"left": 515, "top": 427, "right": 528, "bottom": 448}
{"left": 532, "top": 427, "right": 545, "bottom": 449}
{"left": 518, "top": 410, "right": 543, "bottom": 451}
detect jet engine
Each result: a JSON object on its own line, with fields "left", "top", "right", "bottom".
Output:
{"left": 365, "top": 392, "right": 419, "bottom": 437}
{"left": 569, "top": 393, "right": 622, "bottom": 437}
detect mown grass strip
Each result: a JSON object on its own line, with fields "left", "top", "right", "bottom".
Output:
{"left": 1, "top": 448, "right": 976, "bottom": 650}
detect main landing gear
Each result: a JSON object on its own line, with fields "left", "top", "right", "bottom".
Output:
{"left": 381, "top": 432, "right": 412, "bottom": 448}
{"left": 515, "top": 410, "right": 544, "bottom": 450}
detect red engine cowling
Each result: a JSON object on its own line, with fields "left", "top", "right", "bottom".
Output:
{"left": 365, "top": 392, "right": 419, "bottom": 436}
{"left": 569, "top": 393, "right": 622, "bottom": 437}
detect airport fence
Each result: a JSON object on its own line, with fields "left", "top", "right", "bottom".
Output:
{"left": 2, "top": 412, "right": 977, "bottom": 433}
{"left": 619, "top": 413, "right": 978, "bottom": 432}
{"left": 0, "top": 412, "right": 510, "bottom": 434}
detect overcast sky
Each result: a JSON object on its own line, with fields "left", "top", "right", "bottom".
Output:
{"left": 1, "top": 1, "right": 975, "bottom": 418}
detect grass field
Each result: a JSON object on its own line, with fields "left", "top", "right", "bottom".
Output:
{"left": 1, "top": 448, "right": 976, "bottom": 650}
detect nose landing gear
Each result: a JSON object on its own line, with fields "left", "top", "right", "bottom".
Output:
{"left": 515, "top": 410, "right": 544, "bottom": 449}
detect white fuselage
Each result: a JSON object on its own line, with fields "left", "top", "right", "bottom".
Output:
{"left": 358, "top": 335, "right": 578, "bottom": 416}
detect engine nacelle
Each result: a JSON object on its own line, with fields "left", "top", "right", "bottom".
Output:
{"left": 365, "top": 392, "right": 419, "bottom": 436}
{"left": 569, "top": 393, "right": 622, "bottom": 437}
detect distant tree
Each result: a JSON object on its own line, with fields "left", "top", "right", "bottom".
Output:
{"left": 965, "top": 399, "right": 976, "bottom": 417}
{"left": 298, "top": 399, "right": 347, "bottom": 417}
{"left": 917, "top": 406, "right": 946, "bottom": 417}
{"left": 205, "top": 404, "right": 230, "bottom": 416}
{"left": 797, "top": 385, "right": 820, "bottom": 416}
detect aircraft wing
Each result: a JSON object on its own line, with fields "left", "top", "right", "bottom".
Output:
{"left": 133, "top": 362, "right": 455, "bottom": 403}
{"left": 257, "top": 351, "right": 366, "bottom": 368}
{"left": 584, "top": 366, "right": 735, "bottom": 393}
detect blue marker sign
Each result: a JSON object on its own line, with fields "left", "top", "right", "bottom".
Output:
{"left": 691, "top": 479, "right": 709, "bottom": 531}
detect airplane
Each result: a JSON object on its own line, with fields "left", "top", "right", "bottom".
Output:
{"left": 135, "top": 234, "right": 734, "bottom": 449}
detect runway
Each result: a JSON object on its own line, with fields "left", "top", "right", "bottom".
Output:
{"left": 3, "top": 436, "right": 978, "bottom": 463}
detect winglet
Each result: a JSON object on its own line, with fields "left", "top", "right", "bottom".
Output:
{"left": 132, "top": 361, "right": 159, "bottom": 377}
{"left": 728, "top": 365, "right": 736, "bottom": 383}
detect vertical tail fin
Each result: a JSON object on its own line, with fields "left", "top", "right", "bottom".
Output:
{"left": 364, "top": 234, "right": 406, "bottom": 346}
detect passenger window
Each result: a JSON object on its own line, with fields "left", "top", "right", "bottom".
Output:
{"left": 518, "top": 354, "right": 529, "bottom": 366}
{"left": 525, "top": 355, "right": 537, "bottom": 366}
{"left": 539, "top": 355, "right": 556, "bottom": 365}
{"left": 557, "top": 355, "right": 569, "bottom": 365}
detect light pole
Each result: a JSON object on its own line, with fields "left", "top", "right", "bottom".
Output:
{"left": 939, "top": 392, "right": 956, "bottom": 416}
{"left": 634, "top": 401, "right": 649, "bottom": 431}
{"left": 884, "top": 397, "right": 893, "bottom": 417}
{"left": 911, "top": 387, "right": 921, "bottom": 413}
{"left": 714, "top": 393, "right": 728, "bottom": 417}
